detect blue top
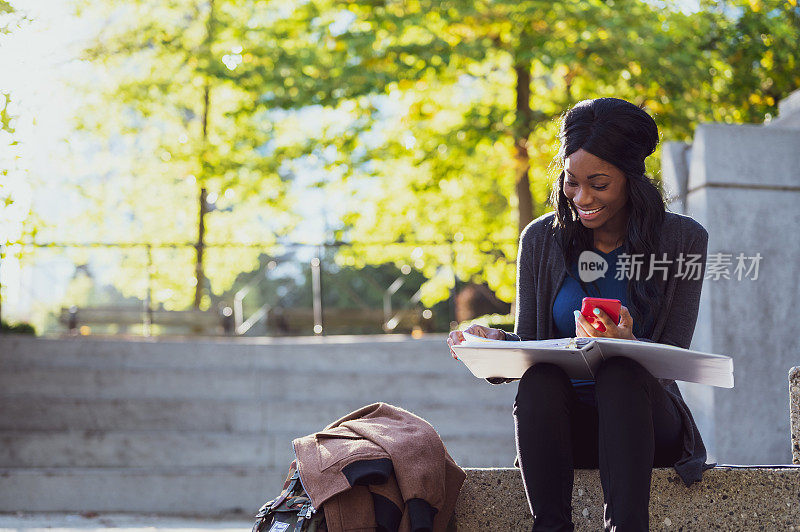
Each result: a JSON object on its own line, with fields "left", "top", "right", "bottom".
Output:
{"left": 552, "top": 245, "right": 653, "bottom": 406}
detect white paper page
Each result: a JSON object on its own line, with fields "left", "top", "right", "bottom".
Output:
{"left": 460, "top": 332, "right": 593, "bottom": 349}
{"left": 453, "top": 333, "right": 733, "bottom": 387}
{"left": 453, "top": 334, "right": 595, "bottom": 380}
{"left": 592, "top": 339, "right": 734, "bottom": 388}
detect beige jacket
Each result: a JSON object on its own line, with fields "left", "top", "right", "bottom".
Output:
{"left": 292, "top": 402, "right": 466, "bottom": 531}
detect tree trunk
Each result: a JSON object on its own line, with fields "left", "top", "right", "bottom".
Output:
{"left": 514, "top": 61, "right": 534, "bottom": 236}
{"left": 194, "top": 186, "right": 207, "bottom": 309}
{"left": 194, "top": 0, "right": 215, "bottom": 310}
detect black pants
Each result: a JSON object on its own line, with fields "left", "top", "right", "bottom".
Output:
{"left": 513, "top": 357, "right": 683, "bottom": 532}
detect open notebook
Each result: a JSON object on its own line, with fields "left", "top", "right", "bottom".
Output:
{"left": 451, "top": 333, "right": 734, "bottom": 388}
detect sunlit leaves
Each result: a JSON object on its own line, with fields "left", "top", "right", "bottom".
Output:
{"left": 70, "top": 0, "right": 798, "bottom": 312}
{"left": 278, "top": 0, "right": 796, "bottom": 307}
{"left": 74, "top": 0, "right": 297, "bottom": 310}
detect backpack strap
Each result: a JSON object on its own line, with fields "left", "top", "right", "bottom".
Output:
{"left": 294, "top": 502, "right": 311, "bottom": 532}
{"left": 255, "top": 462, "right": 301, "bottom": 518}
{"left": 253, "top": 459, "right": 321, "bottom": 532}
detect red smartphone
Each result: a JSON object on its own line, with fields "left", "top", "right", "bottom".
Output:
{"left": 580, "top": 297, "right": 621, "bottom": 333}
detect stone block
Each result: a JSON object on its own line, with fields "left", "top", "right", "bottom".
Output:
{"left": 660, "top": 141, "right": 690, "bottom": 213}
{"left": 450, "top": 467, "right": 800, "bottom": 531}
{"left": 685, "top": 124, "right": 800, "bottom": 464}
{"left": 688, "top": 123, "right": 800, "bottom": 190}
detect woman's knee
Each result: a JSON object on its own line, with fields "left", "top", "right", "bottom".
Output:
{"left": 517, "top": 362, "right": 571, "bottom": 400}
{"left": 595, "top": 356, "right": 649, "bottom": 393}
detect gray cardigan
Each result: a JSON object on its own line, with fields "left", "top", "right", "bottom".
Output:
{"left": 493, "top": 210, "right": 712, "bottom": 486}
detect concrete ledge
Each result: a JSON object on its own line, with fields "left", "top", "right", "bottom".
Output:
{"left": 792, "top": 366, "right": 800, "bottom": 464}
{"left": 4, "top": 465, "right": 800, "bottom": 528}
{"left": 450, "top": 467, "right": 800, "bottom": 531}
{"left": 0, "top": 466, "right": 278, "bottom": 514}
{"left": 0, "top": 513, "right": 254, "bottom": 531}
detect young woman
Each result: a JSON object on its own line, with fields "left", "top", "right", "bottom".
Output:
{"left": 447, "top": 98, "right": 711, "bottom": 531}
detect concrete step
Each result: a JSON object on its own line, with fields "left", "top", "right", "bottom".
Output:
{"left": 0, "top": 365, "right": 514, "bottom": 403}
{"left": 0, "top": 430, "right": 516, "bottom": 469}
{"left": 0, "top": 396, "right": 514, "bottom": 436}
{"left": 0, "top": 513, "right": 255, "bottom": 531}
{"left": 0, "top": 335, "right": 456, "bottom": 372}
{"left": 0, "top": 466, "right": 283, "bottom": 514}
{"left": 0, "top": 430, "right": 282, "bottom": 469}
{"left": 452, "top": 466, "right": 800, "bottom": 531}
{"left": 4, "top": 465, "right": 798, "bottom": 524}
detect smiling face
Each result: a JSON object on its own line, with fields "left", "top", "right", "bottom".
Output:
{"left": 563, "top": 148, "right": 629, "bottom": 241}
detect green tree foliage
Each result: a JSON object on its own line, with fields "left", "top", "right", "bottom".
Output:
{"left": 71, "top": 0, "right": 798, "bottom": 313}
{"left": 230, "top": 0, "right": 797, "bottom": 307}
{"left": 696, "top": 0, "right": 799, "bottom": 123}
{"left": 216, "top": 1, "right": 630, "bottom": 305}
{"left": 73, "top": 0, "right": 304, "bottom": 311}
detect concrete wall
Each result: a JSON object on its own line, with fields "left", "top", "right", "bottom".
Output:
{"left": 660, "top": 112, "right": 800, "bottom": 464}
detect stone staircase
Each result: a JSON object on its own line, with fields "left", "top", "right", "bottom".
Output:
{"left": 2, "top": 336, "right": 798, "bottom": 530}
{"left": 0, "top": 335, "right": 517, "bottom": 514}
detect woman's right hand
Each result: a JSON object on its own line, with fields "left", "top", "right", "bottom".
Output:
{"left": 446, "top": 324, "right": 506, "bottom": 360}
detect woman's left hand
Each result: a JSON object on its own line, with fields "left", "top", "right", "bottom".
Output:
{"left": 574, "top": 305, "right": 636, "bottom": 340}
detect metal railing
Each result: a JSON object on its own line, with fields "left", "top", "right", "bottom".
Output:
{"left": 0, "top": 239, "right": 515, "bottom": 336}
